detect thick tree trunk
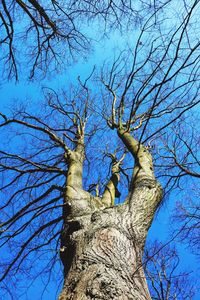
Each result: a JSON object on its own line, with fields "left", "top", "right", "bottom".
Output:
{"left": 58, "top": 180, "right": 162, "bottom": 300}
{"left": 58, "top": 127, "right": 162, "bottom": 299}
{"left": 59, "top": 209, "right": 149, "bottom": 299}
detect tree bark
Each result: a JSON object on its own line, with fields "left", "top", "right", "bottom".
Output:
{"left": 58, "top": 128, "right": 163, "bottom": 300}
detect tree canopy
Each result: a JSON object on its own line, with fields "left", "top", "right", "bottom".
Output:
{"left": 0, "top": 0, "right": 200, "bottom": 299}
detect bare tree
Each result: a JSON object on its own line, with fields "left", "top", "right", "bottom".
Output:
{"left": 0, "top": 0, "right": 170, "bottom": 80}
{"left": 153, "top": 115, "right": 200, "bottom": 256}
{"left": 0, "top": 0, "right": 200, "bottom": 299}
{"left": 174, "top": 199, "right": 200, "bottom": 259}
{"left": 144, "top": 241, "right": 195, "bottom": 300}
{"left": 152, "top": 116, "right": 200, "bottom": 193}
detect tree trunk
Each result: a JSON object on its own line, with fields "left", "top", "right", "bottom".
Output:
{"left": 58, "top": 179, "right": 162, "bottom": 300}
{"left": 58, "top": 128, "right": 163, "bottom": 299}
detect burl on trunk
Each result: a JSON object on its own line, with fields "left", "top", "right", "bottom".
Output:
{"left": 58, "top": 127, "right": 162, "bottom": 300}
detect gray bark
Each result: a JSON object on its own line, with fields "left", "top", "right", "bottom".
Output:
{"left": 58, "top": 128, "right": 163, "bottom": 300}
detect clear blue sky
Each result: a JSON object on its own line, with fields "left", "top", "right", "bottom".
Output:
{"left": 0, "top": 5, "right": 199, "bottom": 299}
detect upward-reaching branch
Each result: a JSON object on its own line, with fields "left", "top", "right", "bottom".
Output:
{"left": 102, "top": 152, "right": 125, "bottom": 206}
{"left": 117, "top": 127, "right": 155, "bottom": 183}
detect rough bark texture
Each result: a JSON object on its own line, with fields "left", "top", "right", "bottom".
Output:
{"left": 58, "top": 128, "right": 163, "bottom": 300}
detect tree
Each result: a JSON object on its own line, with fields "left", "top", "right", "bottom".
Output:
{"left": 0, "top": 0, "right": 200, "bottom": 299}
{"left": 175, "top": 199, "right": 200, "bottom": 259}
{"left": 0, "top": 0, "right": 170, "bottom": 80}
{"left": 144, "top": 241, "right": 195, "bottom": 300}
{"left": 154, "top": 116, "right": 200, "bottom": 256}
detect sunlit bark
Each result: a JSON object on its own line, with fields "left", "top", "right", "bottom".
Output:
{"left": 58, "top": 125, "right": 162, "bottom": 300}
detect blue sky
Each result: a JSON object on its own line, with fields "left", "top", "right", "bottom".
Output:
{"left": 0, "top": 3, "right": 200, "bottom": 299}
{"left": 1, "top": 52, "right": 199, "bottom": 300}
